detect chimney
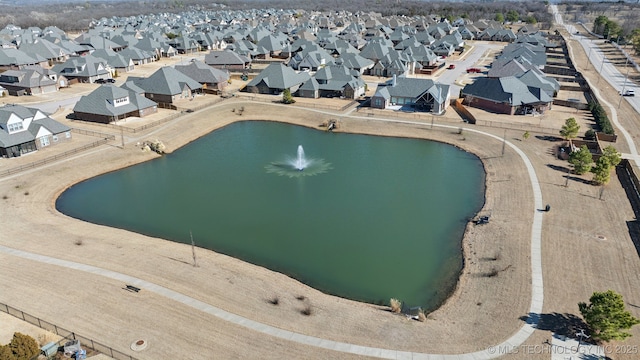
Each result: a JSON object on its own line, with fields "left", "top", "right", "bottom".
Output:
{"left": 392, "top": 74, "right": 397, "bottom": 87}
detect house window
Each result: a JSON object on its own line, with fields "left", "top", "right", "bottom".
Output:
{"left": 53, "top": 135, "right": 59, "bottom": 142}
{"left": 374, "top": 98, "right": 382, "bottom": 106}
{"left": 113, "top": 96, "right": 129, "bottom": 107}
{"left": 40, "top": 136, "right": 50, "bottom": 147}
{"left": 7, "top": 122, "right": 24, "bottom": 133}
{"left": 65, "top": 131, "right": 71, "bottom": 138}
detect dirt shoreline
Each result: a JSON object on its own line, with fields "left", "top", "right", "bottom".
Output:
{"left": 0, "top": 97, "right": 625, "bottom": 359}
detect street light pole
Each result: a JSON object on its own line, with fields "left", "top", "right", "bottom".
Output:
{"left": 586, "top": 42, "right": 593, "bottom": 70}
{"left": 597, "top": 49, "right": 606, "bottom": 84}
{"left": 618, "top": 57, "right": 631, "bottom": 109}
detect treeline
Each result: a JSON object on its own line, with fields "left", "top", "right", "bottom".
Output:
{"left": 0, "top": 0, "right": 552, "bottom": 32}
{"left": 561, "top": 1, "right": 640, "bottom": 55}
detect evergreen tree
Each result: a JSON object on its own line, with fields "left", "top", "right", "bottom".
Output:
{"left": 579, "top": 290, "right": 640, "bottom": 342}
{"left": 560, "top": 117, "right": 580, "bottom": 140}
{"left": 569, "top": 145, "right": 593, "bottom": 175}
{"left": 592, "top": 157, "right": 611, "bottom": 185}
{"left": 600, "top": 145, "right": 621, "bottom": 168}
{"left": 282, "top": 89, "right": 295, "bottom": 104}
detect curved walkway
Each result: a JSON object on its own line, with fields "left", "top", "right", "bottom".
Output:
{"left": 0, "top": 113, "right": 545, "bottom": 359}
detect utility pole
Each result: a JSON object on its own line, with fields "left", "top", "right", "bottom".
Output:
{"left": 618, "top": 56, "right": 630, "bottom": 109}
{"left": 501, "top": 129, "right": 506, "bottom": 156}
{"left": 190, "top": 230, "right": 197, "bottom": 267}
{"left": 597, "top": 49, "right": 606, "bottom": 84}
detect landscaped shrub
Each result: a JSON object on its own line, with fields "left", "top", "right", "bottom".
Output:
{"left": 588, "top": 102, "right": 614, "bottom": 135}
{"left": 0, "top": 332, "right": 39, "bottom": 360}
{"left": 390, "top": 298, "right": 402, "bottom": 313}
{"left": 0, "top": 345, "right": 14, "bottom": 360}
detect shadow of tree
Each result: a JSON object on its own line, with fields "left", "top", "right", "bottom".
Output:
{"left": 566, "top": 175, "right": 594, "bottom": 186}
{"left": 535, "top": 135, "right": 563, "bottom": 142}
{"left": 520, "top": 312, "right": 592, "bottom": 342}
{"left": 547, "top": 163, "right": 570, "bottom": 173}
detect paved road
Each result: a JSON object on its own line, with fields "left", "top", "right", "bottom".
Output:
{"left": 552, "top": 4, "right": 639, "bottom": 113}
{"left": 551, "top": 4, "right": 640, "bottom": 168}
{"left": 438, "top": 42, "right": 502, "bottom": 97}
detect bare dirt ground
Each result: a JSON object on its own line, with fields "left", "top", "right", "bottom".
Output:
{"left": 1, "top": 31, "right": 640, "bottom": 360}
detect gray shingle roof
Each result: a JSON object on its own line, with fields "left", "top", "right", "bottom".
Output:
{"left": 375, "top": 77, "right": 448, "bottom": 103}
{"left": 461, "top": 76, "right": 552, "bottom": 105}
{"left": 73, "top": 84, "right": 157, "bottom": 117}
{"left": 174, "top": 60, "right": 229, "bottom": 85}
{"left": 204, "top": 50, "right": 250, "bottom": 66}
{"left": 0, "top": 68, "right": 56, "bottom": 88}
{"left": 246, "top": 63, "right": 310, "bottom": 90}
{"left": 131, "top": 66, "right": 202, "bottom": 96}
{"left": 0, "top": 104, "right": 70, "bottom": 148}
{"left": 51, "top": 54, "right": 111, "bottom": 77}
{"left": 0, "top": 48, "right": 42, "bottom": 67}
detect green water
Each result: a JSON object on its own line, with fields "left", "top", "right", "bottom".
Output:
{"left": 56, "top": 121, "right": 485, "bottom": 311}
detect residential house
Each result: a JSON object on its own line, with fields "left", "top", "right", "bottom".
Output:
{"left": 0, "top": 104, "right": 71, "bottom": 158}
{"left": 245, "top": 62, "right": 310, "bottom": 95}
{"left": 0, "top": 67, "right": 58, "bottom": 95}
{"left": 371, "top": 76, "right": 450, "bottom": 114}
{"left": 334, "top": 52, "right": 375, "bottom": 75}
{"left": 18, "top": 38, "right": 71, "bottom": 64}
{"left": 51, "top": 54, "right": 111, "bottom": 83}
{"left": 91, "top": 48, "right": 135, "bottom": 74}
{"left": 129, "top": 66, "right": 202, "bottom": 104}
{"left": 290, "top": 49, "right": 335, "bottom": 72}
{"left": 458, "top": 25, "right": 481, "bottom": 40}
{"left": 174, "top": 60, "right": 229, "bottom": 93}
{"left": 135, "top": 36, "right": 176, "bottom": 59}
{"left": 204, "top": 50, "right": 251, "bottom": 71}
{"left": 298, "top": 64, "right": 365, "bottom": 99}
{"left": 0, "top": 47, "right": 47, "bottom": 70}
{"left": 118, "top": 47, "right": 155, "bottom": 65}
{"left": 169, "top": 34, "right": 200, "bottom": 54}
{"left": 76, "top": 35, "right": 125, "bottom": 52}
{"left": 460, "top": 76, "right": 553, "bottom": 115}
{"left": 487, "top": 58, "right": 536, "bottom": 78}
{"left": 73, "top": 84, "right": 158, "bottom": 123}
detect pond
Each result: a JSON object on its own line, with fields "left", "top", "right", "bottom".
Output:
{"left": 56, "top": 120, "right": 485, "bottom": 311}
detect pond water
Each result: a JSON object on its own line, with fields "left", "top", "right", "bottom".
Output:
{"left": 56, "top": 121, "right": 485, "bottom": 311}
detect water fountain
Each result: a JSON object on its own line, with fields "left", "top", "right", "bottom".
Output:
{"left": 265, "top": 145, "right": 331, "bottom": 178}
{"left": 293, "top": 145, "right": 308, "bottom": 171}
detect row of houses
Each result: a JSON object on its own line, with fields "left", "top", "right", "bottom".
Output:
{"left": 0, "top": 8, "right": 548, "bottom": 158}
{"left": 0, "top": 5, "right": 542, "bottom": 96}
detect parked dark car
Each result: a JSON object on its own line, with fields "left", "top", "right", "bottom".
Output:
{"left": 106, "top": 78, "right": 116, "bottom": 83}
{"left": 95, "top": 78, "right": 106, "bottom": 84}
